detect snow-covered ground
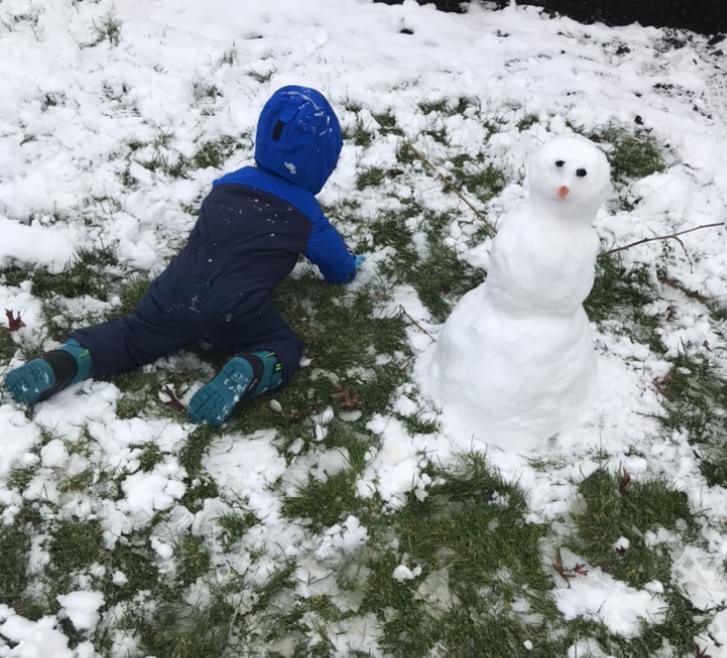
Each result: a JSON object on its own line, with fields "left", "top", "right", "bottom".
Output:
{"left": 0, "top": 1, "right": 726, "bottom": 656}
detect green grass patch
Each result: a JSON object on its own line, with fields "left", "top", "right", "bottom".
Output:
{"left": 180, "top": 474, "right": 220, "bottom": 513}
{"left": 368, "top": 203, "right": 485, "bottom": 322}
{"left": 282, "top": 468, "right": 363, "bottom": 532}
{"left": 131, "top": 133, "right": 247, "bottom": 181}
{"left": 134, "top": 596, "right": 237, "bottom": 658}
{"left": 7, "top": 465, "right": 38, "bottom": 492}
{"left": 418, "top": 98, "right": 474, "bottom": 117}
{"left": 424, "top": 126, "right": 448, "bottom": 145}
{"left": 0, "top": 522, "right": 32, "bottom": 604}
{"left": 591, "top": 126, "right": 666, "bottom": 182}
{"left": 447, "top": 153, "right": 506, "bottom": 204}
{"left": 517, "top": 113, "right": 539, "bottom": 131}
{"left": 570, "top": 468, "right": 695, "bottom": 588}
{"left": 216, "top": 509, "right": 259, "bottom": 550}
{"left": 281, "top": 423, "right": 377, "bottom": 532}
{"left": 176, "top": 533, "right": 211, "bottom": 587}
{"left": 356, "top": 166, "right": 386, "bottom": 190}
{"left": 660, "top": 353, "right": 727, "bottom": 486}
{"left": 116, "top": 272, "right": 151, "bottom": 315}
{"left": 412, "top": 244, "right": 484, "bottom": 322}
{"left": 358, "top": 452, "right": 558, "bottom": 656}
{"left": 418, "top": 99, "right": 449, "bottom": 115}
{"left": 111, "top": 368, "right": 165, "bottom": 419}
{"left": 372, "top": 111, "right": 403, "bottom": 136}
{"left": 136, "top": 442, "right": 164, "bottom": 472}
{"left": 86, "top": 14, "right": 122, "bottom": 47}
{"left": 21, "top": 247, "right": 119, "bottom": 301}
{"left": 0, "top": 329, "right": 17, "bottom": 362}
{"left": 586, "top": 254, "right": 664, "bottom": 352}
{"left": 347, "top": 119, "right": 373, "bottom": 147}
{"left": 50, "top": 519, "right": 106, "bottom": 573}
{"left": 562, "top": 469, "right": 709, "bottom": 656}
{"left": 178, "top": 425, "right": 219, "bottom": 477}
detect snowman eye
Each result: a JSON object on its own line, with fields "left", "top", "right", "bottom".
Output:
{"left": 555, "top": 160, "right": 565, "bottom": 167}
{"left": 576, "top": 168, "right": 588, "bottom": 177}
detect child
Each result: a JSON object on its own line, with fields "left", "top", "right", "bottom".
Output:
{"left": 4, "top": 85, "right": 362, "bottom": 426}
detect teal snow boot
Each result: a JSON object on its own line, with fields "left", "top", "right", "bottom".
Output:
{"left": 187, "top": 351, "right": 283, "bottom": 426}
{"left": 3, "top": 339, "right": 93, "bottom": 406}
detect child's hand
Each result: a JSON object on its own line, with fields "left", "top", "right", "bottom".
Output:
{"left": 355, "top": 254, "right": 366, "bottom": 268}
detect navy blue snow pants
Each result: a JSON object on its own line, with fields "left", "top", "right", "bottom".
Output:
{"left": 71, "top": 290, "right": 303, "bottom": 383}
{"left": 69, "top": 183, "right": 326, "bottom": 383}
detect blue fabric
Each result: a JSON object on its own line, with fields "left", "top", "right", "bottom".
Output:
{"left": 214, "top": 166, "right": 356, "bottom": 284}
{"left": 253, "top": 85, "right": 342, "bottom": 195}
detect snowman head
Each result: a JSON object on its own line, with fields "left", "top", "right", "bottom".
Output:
{"left": 527, "top": 135, "right": 611, "bottom": 220}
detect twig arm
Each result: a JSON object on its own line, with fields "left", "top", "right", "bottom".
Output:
{"left": 602, "top": 222, "right": 724, "bottom": 256}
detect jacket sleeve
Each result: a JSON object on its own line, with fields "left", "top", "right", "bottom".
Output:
{"left": 305, "top": 213, "right": 357, "bottom": 283}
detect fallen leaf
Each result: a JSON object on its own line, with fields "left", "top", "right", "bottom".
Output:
{"left": 335, "top": 386, "right": 360, "bottom": 410}
{"left": 5, "top": 309, "right": 25, "bottom": 332}
{"left": 618, "top": 469, "right": 631, "bottom": 496}
{"left": 161, "top": 385, "right": 185, "bottom": 412}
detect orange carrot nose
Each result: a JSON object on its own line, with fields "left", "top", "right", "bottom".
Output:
{"left": 557, "top": 185, "right": 570, "bottom": 199}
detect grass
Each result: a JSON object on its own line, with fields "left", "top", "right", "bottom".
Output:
{"left": 0, "top": 521, "right": 32, "bottom": 603}
{"left": 590, "top": 126, "right": 666, "bottom": 182}
{"left": 175, "top": 533, "right": 211, "bottom": 587}
{"left": 366, "top": 203, "right": 485, "bottom": 322}
{"left": 447, "top": 153, "right": 506, "bottom": 204}
{"left": 570, "top": 468, "right": 695, "bottom": 588}
{"left": 123, "top": 133, "right": 248, "bottom": 185}
{"left": 84, "top": 14, "right": 122, "bottom": 48}
{"left": 281, "top": 420, "right": 374, "bottom": 532}
{"left": 586, "top": 254, "right": 665, "bottom": 353}
{"left": 356, "top": 166, "right": 386, "bottom": 190}
{"left": 1, "top": 75, "right": 724, "bottom": 658}
{"left": 6, "top": 247, "right": 120, "bottom": 301}
{"left": 0, "top": 328, "right": 17, "bottom": 361}
{"left": 558, "top": 469, "right": 711, "bottom": 657}
{"left": 659, "top": 352, "right": 727, "bottom": 487}
{"left": 216, "top": 509, "right": 259, "bottom": 550}
{"left": 354, "top": 453, "right": 562, "bottom": 656}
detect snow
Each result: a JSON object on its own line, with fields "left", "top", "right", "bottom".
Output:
{"left": 0, "top": 613, "right": 74, "bottom": 658}
{"left": 554, "top": 558, "right": 666, "bottom": 637}
{"left": 0, "top": 0, "right": 726, "bottom": 655}
{"left": 357, "top": 415, "right": 452, "bottom": 507}
{"left": 392, "top": 563, "right": 422, "bottom": 581}
{"left": 0, "top": 220, "right": 76, "bottom": 274}
{"left": 56, "top": 591, "right": 104, "bottom": 632}
{"left": 120, "top": 468, "right": 187, "bottom": 517}
{"left": 314, "top": 515, "right": 369, "bottom": 563}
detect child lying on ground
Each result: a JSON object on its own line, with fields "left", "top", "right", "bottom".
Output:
{"left": 4, "top": 85, "right": 362, "bottom": 426}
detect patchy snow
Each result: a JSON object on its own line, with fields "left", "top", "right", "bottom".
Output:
{"left": 554, "top": 559, "right": 667, "bottom": 637}
{"left": 0, "top": 0, "right": 726, "bottom": 654}
{"left": 56, "top": 591, "right": 104, "bottom": 632}
{"left": 0, "top": 611, "right": 74, "bottom": 658}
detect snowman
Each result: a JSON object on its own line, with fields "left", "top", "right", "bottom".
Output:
{"left": 424, "top": 135, "right": 611, "bottom": 449}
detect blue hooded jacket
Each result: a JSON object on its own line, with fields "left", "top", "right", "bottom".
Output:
{"left": 213, "top": 85, "right": 355, "bottom": 283}
{"left": 142, "top": 86, "right": 356, "bottom": 342}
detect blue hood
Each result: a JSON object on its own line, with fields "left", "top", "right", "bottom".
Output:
{"left": 254, "top": 86, "right": 343, "bottom": 195}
